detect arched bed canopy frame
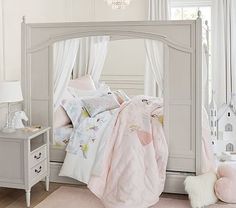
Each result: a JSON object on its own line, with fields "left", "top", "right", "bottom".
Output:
{"left": 21, "top": 17, "right": 202, "bottom": 193}
{"left": 28, "top": 30, "right": 193, "bottom": 54}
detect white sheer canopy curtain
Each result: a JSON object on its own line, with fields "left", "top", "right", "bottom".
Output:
{"left": 72, "top": 36, "right": 110, "bottom": 83}
{"left": 54, "top": 39, "right": 80, "bottom": 110}
{"left": 212, "top": 0, "right": 236, "bottom": 108}
{"left": 144, "top": 0, "right": 169, "bottom": 97}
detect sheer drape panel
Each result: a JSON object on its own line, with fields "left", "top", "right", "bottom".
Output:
{"left": 148, "top": 0, "right": 169, "bottom": 20}
{"left": 72, "top": 36, "right": 110, "bottom": 83}
{"left": 145, "top": 40, "right": 164, "bottom": 95}
{"left": 212, "top": 0, "right": 236, "bottom": 107}
{"left": 54, "top": 39, "right": 80, "bottom": 110}
{"left": 231, "top": 1, "right": 236, "bottom": 106}
{"left": 72, "top": 37, "right": 90, "bottom": 79}
{"left": 145, "top": 0, "right": 169, "bottom": 97}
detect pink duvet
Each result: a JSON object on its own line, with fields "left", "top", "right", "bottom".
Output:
{"left": 88, "top": 96, "right": 168, "bottom": 208}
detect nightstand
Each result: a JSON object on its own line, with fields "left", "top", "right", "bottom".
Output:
{"left": 0, "top": 127, "right": 50, "bottom": 207}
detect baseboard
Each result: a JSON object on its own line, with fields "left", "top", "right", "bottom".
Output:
{"left": 164, "top": 171, "right": 194, "bottom": 194}
{"left": 50, "top": 162, "right": 194, "bottom": 194}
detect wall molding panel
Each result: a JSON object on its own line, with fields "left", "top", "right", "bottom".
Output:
{"left": 101, "top": 74, "right": 145, "bottom": 96}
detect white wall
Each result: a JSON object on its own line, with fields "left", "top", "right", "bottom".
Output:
{"left": 0, "top": 0, "right": 147, "bottom": 81}
{"left": 102, "top": 39, "right": 146, "bottom": 95}
{"left": 1, "top": 0, "right": 70, "bottom": 80}
{"left": 88, "top": 0, "right": 148, "bottom": 96}
{"left": 0, "top": 0, "right": 147, "bottom": 125}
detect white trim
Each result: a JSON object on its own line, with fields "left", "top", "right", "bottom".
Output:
{"left": 101, "top": 74, "right": 144, "bottom": 95}
{"left": 28, "top": 30, "right": 193, "bottom": 54}
{"left": 195, "top": 18, "right": 202, "bottom": 175}
{"left": 170, "top": 0, "right": 212, "bottom": 8}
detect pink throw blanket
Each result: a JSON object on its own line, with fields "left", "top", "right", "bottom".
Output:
{"left": 88, "top": 96, "right": 168, "bottom": 208}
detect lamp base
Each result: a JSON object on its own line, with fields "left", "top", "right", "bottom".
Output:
{"left": 1, "top": 127, "right": 16, "bottom": 133}
{"left": 2, "top": 102, "right": 16, "bottom": 133}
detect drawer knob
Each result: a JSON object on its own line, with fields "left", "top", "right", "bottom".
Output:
{"left": 35, "top": 166, "right": 42, "bottom": 174}
{"left": 34, "top": 152, "right": 42, "bottom": 160}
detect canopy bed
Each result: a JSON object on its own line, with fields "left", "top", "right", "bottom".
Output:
{"left": 21, "top": 18, "right": 202, "bottom": 194}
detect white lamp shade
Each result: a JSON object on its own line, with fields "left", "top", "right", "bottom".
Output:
{"left": 0, "top": 81, "right": 23, "bottom": 103}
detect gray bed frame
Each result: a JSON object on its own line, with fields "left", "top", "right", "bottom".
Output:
{"left": 21, "top": 18, "right": 202, "bottom": 193}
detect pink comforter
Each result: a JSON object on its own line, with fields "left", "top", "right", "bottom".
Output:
{"left": 88, "top": 96, "right": 168, "bottom": 208}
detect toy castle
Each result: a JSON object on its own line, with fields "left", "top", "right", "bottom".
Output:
{"left": 217, "top": 98, "right": 236, "bottom": 154}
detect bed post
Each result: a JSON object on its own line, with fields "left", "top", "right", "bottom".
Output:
{"left": 21, "top": 16, "right": 31, "bottom": 125}
{"left": 195, "top": 12, "right": 203, "bottom": 175}
{"left": 48, "top": 44, "right": 54, "bottom": 146}
{"left": 22, "top": 20, "right": 202, "bottom": 193}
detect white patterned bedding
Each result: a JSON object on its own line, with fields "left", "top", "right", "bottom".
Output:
{"left": 60, "top": 96, "right": 167, "bottom": 208}
{"left": 59, "top": 107, "right": 120, "bottom": 183}
{"left": 54, "top": 124, "right": 73, "bottom": 147}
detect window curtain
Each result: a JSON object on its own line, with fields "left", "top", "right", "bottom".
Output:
{"left": 212, "top": 0, "right": 236, "bottom": 108}
{"left": 53, "top": 39, "right": 80, "bottom": 110}
{"left": 144, "top": 0, "right": 169, "bottom": 97}
{"left": 72, "top": 36, "right": 110, "bottom": 83}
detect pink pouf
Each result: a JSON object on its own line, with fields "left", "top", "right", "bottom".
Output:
{"left": 215, "top": 164, "right": 236, "bottom": 204}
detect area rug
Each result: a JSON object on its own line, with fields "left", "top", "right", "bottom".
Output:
{"left": 35, "top": 186, "right": 234, "bottom": 208}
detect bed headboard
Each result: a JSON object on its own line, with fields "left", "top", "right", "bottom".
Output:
{"left": 21, "top": 19, "right": 202, "bottom": 175}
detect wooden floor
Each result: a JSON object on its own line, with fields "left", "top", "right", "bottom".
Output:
{"left": 0, "top": 182, "right": 188, "bottom": 208}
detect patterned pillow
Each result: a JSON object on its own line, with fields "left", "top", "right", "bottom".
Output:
{"left": 61, "top": 98, "right": 89, "bottom": 128}
{"left": 82, "top": 94, "right": 120, "bottom": 117}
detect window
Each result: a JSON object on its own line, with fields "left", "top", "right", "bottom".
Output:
{"left": 170, "top": 0, "right": 212, "bottom": 102}
{"left": 225, "top": 123, "right": 233, "bottom": 132}
{"left": 226, "top": 143, "right": 234, "bottom": 152}
{"left": 170, "top": 5, "right": 211, "bottom": 44}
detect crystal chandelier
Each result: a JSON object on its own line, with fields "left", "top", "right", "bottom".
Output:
{"left": 105, "top": 0, "right": 131, "bottom": 10}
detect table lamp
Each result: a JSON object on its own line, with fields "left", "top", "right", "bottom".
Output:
{"left": 0, "top": 81, "right": 23, "bottom": 133}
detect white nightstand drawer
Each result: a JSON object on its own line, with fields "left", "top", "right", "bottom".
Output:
{"left": 30, "top": 145, "right": 47, "bottom": 167}
{"left": 30, "top": 160, "right": 47, "bottom": 181}
{"left": 0, "top": 127, "right": 50, "bottom": 208}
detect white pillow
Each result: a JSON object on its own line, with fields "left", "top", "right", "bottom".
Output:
{"left": 68, "top": 75, "right": 96, "bottom": 90}
{"left": 68, "top": 84, "right": 111, "bottom": 98}
{"left": 184, "top": 172, "right": 218, "bottom": 208}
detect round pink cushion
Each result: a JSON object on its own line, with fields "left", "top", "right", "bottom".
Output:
{"left": 215, "top": 164, "right": 236, "bottom": 203}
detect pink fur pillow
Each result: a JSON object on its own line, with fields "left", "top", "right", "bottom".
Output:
{"left": 215, "top": 164, "right": 236, "bottom": 203}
